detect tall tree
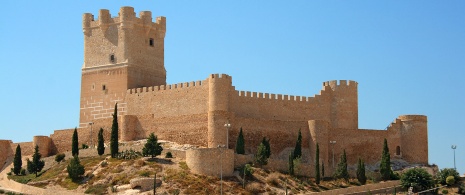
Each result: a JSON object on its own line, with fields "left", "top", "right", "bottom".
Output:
{"left": 357, "top": 158, "right": 367, "bottom": 184}
{"left": 235, "top": 127, "right": 245, "bottom": 154}
{"left": 288, "top": 151, "right": 294, "bottom": 175}
{"left": 315, "top": 143, "right": 320, "bottom": 184}
{"left": 335, "top": 149, "right": 349, "bottom": 181}
{"left": 110, "top": 103, "right": 119, "bottom": 158}
{"left": 72, "top": 127, "right": 79, "bottom": 156}
{"left": 380, "top": 138, "right": 392, "bottom": 180}
{"left": 27, "top": 145, "right": 45, "bottom": 177}
{"left": 13, "top": 144, "right": 22, "bottom": 175}
{"left": 262, "top": 137, "right": 271, "bottom": 158}
{"left": 322, "top": 162, "right": 325, "bottom": 178}
{"left": 255, "top": 142, "right": 268, "bottom": 166}
{"left": 293, "top": 129, "right": 302, "bottom": 159}
{"left": 97, "top": 128, "right": 105, "bottom": 156}
{"left": 67, "top": 155, "right": 85, "bottom": 181}
{"left": 142, "top": 133, "right": 163, "bottom": 158}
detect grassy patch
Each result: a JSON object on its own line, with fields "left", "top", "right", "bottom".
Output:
{"left": 7, "top": 173, "right": 38, "bottom": 184}
{"left": 85, "top": 184, "right": 109, "bottom": 195}
{"left": 58, "top": 177, "right": 80, "bottom": 190}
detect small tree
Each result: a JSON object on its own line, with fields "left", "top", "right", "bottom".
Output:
{"left": 142, "top": 133, "right": 163, "bottom": 158}
{"left": 97, "top": 128, "right": 105, "bottom": 156}
{"left": 356, "top": 158, "right": 367, "bottom": 185}
{"left": 334, "top": 149, "right": 349, "bottom": 181}
{"left": 72, "top": 128, "right": 79, "bottom": 156}
{"left": 400, "top": 168, "right": 434, "bottom": 192}
{"left": 55, "top": 153, "right": 66, "bottom": 163}
{"left": 27, "top": 145, "right": 45, "bottom": 177}
{"left": 288, "top": 151, "right": 294, "bottom": 175}
{"left": 315, "top": 143, "right": 320, "bottom": 184}
{"left": 255, "top": 142, "right": 268, "bottom": 166}
{"left": 262, "top": 137, "right": 271, "bottom": 159}
{"left": 110, "top": 103, "right": 119, "bottom": 158}
{"left": 380, "top": 138, "right": 391, "bottom": 181}
{"left": 13, "top": 144, "right": 22, "bottom": 175}
{"left": 67, "top": 155, "right": 85, "bottom": 181}
{"left": 293, "top": 129, "right": 302, "bottom": 159}
{"left": 235, "top": 127, "right": 245, "bottom": 154}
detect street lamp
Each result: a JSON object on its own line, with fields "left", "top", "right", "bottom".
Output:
{"left": 217, "top": 144, "right": 226, "bottom": 195}
{"left": 89, "top": 122, "right": 94, "bottom": 148}
{"left": 330, "top": 141, "right": 336, "bottom": 168}
{"left": 224, "top": 120, "right": 231, "bottom": 149}
{"left": 451, "top": 145, "right": 457, "bottom": 170}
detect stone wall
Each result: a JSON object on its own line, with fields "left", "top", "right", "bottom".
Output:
{"left": 186, "top": 148, "right": 234, "bottom": 177}
{"left": 0, "top": 140, "right": 13, "bottom": 171}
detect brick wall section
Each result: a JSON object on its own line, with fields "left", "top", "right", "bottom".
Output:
{"left": 186, "top": 148, "right": 234, "bottom": 177}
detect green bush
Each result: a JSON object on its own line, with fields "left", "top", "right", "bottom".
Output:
{"left": 67, "top": 155, "right": 85, "bottom": 181}
{"left": 442, "top": 189, "right": 448, "bottom": 194}
{"left": 445, "top": 176, "right": 455, "bottom": 185}
{"left": 55, "top": 153, "right": 66, "bottom": 162}
{"left": 165, "top": 152, "right": 173, "bottom": 158}
{"left": 82, "top": 144, "right": 89, "bottom": 149}
{"left": 20, "top": 169, "right": 26, "bottom": 176}
{"left": 458, "top": 183, "right": 465, "bottom": 194}
{"left": 243, "top": 163, "right": 254, "bottom": 177}
{"left": 400, "top": 168, "right": 434, "bottom": 193}
{"left": 436, "top": 168, "right": 460, "bottom": 185}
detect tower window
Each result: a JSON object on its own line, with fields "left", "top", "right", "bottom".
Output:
{"left": 149, "top": 38, "right": 154, "bottom": 47}
{"left": 396, "top": 146, "right": 401, "bottom": 155}
{"left": 110, "top": 54, "right": 115, "bottom": 63}
{"left": 102, "top": 85, "right": 106, "bottom": 91}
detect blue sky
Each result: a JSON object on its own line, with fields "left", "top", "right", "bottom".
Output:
{"left": 1, "top": 1, "right": 464, "bottom": 174}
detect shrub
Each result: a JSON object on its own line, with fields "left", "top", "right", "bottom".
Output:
{"left": 446, "top": 176, "right": 455, "bottom": 186}
{"left": 266, "top": 173, "right": 281, "bottom": 187}
{"left": 7, "top": 172, "right": 12, "bottom": 176}
{"left": 85, "top": 184, "right": 108, "bottom": 194}
{"left": 400, "top": 168, "right": 434, "bottom": 192}
{"left": 142, "top": 133, "right": 163, "bottom": 158}
{"left": 442, "top": 189, "right": 448, "bottom": 194}
{"left": 55, "top": 153, "right": 66, "bottom": 163}
{"left": 67, "top": 155, "right": 85, "bottom": 181}
{"left": 20, "top": 169, "right": 26, "bottom": 176}
{"left": 255, "top": 142, "right": 268, "bottom": 166}
{"left": 458, "top": 183, "right": 465, "bottom": 194}
{"left": 82, "top": 144, "right": 89, "bottom": 149}
{"left": 165, "top": 152, "right": 173, "bottom": 158}
{"left": 356, "top": 158, "right": 367, "bottom": 185}
{"left": 135, "top": 159, "right": 145, "bottom": 167}
{"left": 334, "top": 150, "right": 349, "bottom": 181}
{"left": 100, "top": 161, "right": 108, "bottom": 167}
{"left": 243, "top": 163, "right": 254, "bottom": 177}
{"left": 436, "top": 168, "right": 460, "bottom": 185}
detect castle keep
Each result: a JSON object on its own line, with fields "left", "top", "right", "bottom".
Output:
{"left": 0, "top": 7, "right": 428, "bottom": 176}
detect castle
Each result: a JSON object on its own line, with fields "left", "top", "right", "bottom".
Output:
{"left": 0, "top": 7, "right": 428, "bottom": 177}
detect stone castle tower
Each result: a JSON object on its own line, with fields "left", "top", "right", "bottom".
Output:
{"left": 80, "top": 7, "right": 166, "bottom": 126}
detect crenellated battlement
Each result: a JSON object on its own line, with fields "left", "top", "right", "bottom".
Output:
{"left": 82, "top": 6, "right": 166, "bottom": 35}
{"left": 236, "top": 90, "right": 319, "bottom": 103}
{"left": 127, "top": 79, "right": 205, "bottom": 94}
{"left": 322, "top": 80, "right": 358, "bottom": 91}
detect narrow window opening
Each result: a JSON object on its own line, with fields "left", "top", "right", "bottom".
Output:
{"left": 396, "top": 146, "right": 401, "bottom": 155}
{"left": 149, "top": 38, "right": 154, "bottom": 47}
{"left": 102, "top": 85, "right": 106, "bottom": 91}
{"left": 110, "top": 54, "right": 115, "bottom": 63}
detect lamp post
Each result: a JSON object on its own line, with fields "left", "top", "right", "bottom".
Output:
{"left": 89, "top": 122, "right": 94, "bottom": 148}
{"left": 330, "top": 141, "right": 336, "bottom": 169}
{"left": 451, "top": 145, "right": 457, "bottom": 170}
{"left": 217, "top": 144, "right": 226, "bottom": 195}
{"left": 224, "top": 120, "right": 231, "bottom": 149}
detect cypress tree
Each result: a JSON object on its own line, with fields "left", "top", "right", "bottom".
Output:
{"left": 110, "top": 103, "right": 119, "bottom": 158}
{"left": 72, "top": 127, "right": 79, "bottom": 156}
{"left": 288, "top": 151, "right": 294, "bottom": 175}
{"left": 97, "top": 128, "right": 105, "bottom": 156}
{"left": 13, "top": 144, "right": 22, "bottom": 175}
{"left": 235, "top": 127, "right": 245, "bottom": 154}
{"left": 293, "top": 129, "right": 302, "bottom": 159}
{"left": 335, "top": 149, "right": 349, "bottom": 181}
{"left": 262, "top": 137, "right": 271, "bottom": 158}
{"left": 67, "top": 155, "right": 85, "bottom": 181}
{"left": 322, "top": 162, "right": 325, "bottom": 178}
{"left": 27, "top": 145, "right": 45, "bottom": 177}
{"left": 142, "top": 133, "right": 163, "bottom": 158}
{"left": 315, "top": 143, "right": 320, "bottom": 184}
{"left": 380, "top": 138, "right": 392, "bottom": 180}
{"left": 255, "top": 142, "right": 268, "bottom": 166}
{"left": 357, "top": 158, "right": 367, "bottom": 184}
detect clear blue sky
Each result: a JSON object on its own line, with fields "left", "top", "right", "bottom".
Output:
{"left": 1, "top": 1, "right": 464, "bottom": 174}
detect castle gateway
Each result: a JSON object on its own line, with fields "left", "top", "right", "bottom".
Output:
{"left": 0, "top": 7, "right": 427, "bottom": 175}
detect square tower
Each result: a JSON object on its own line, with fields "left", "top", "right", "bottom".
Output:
{"left": 79, "top": 6, "right": 166, "bottom": 126}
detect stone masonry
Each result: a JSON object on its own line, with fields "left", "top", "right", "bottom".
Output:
{"left": 0, "top": 7, "right": 428, "bottom": 177}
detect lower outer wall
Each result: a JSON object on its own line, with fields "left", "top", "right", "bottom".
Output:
{"left": 186, "top": 148, "right": 234, "bottom": 177}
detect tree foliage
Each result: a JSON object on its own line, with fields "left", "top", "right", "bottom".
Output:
{"left": 334, "top": 150, "right": 349, "bottom": 181}
{"left": 288, "top": 150, "right": 294, "bottom": 175}
{"left": 55, "top": 153, "right": 65, "bottom": 163}
{"left": 293, "top": 129, "right": 302, "bottom": 159}
{"left": 380, "top": 138, "right": 392, "bottom": 181}
{"left": 255, "top": 142, "right": 268, "bottom": 166}
{"left": 436, "top": 168, "right": 460, "bottom": 185}
{"left": 13, "top": 144, "right": 22, "bottom": 175}
{"left": 400, "top": 168, "right": 434, "bottom": 193}
{"left": 315, "top": 143, "right": 320, "bottom": 184}
{"left": 356, "top": 158, "right": 367, "bottom": 185}
{"left": 72, "top": 128, "right": 79, "bottom": 156}
{"left": 235, "top": 127, "right": 245, "bottom": 154}
{"left": 67, "top": 155, "right": 85, "bottom": 181}
{"left": 27, "top": 145, "right": 45, "bottom": 177}
{"left": 97, "top": 128, "right": 105, "bottom": 156}
{"left": 262, "top": 137, "right": 271, "bottom": 158}
{"left": 110, "top": 103, "right": 119, "bottom": 158}
{"left": 142, "top": 133, "right": 163, "bottom": 158}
